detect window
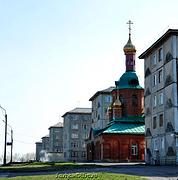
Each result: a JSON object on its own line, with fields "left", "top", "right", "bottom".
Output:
{"left": 82, "top": 124, "right": 87, "bottom": 130}
{"left": 98, "top": 102, "right": 100, "bottom": 108}
{"left": 153, "top": 138, "right": 158, "bottom": 150}
{"left": 105, "top": 96, "right": 112, "bottom": 103}
{"left": 153, "top": 74, "right": 156, "bottom": 87}
{"left": 153, "top": 116, "right": 157, "bottom": 129}
{"left": 160, "top": 137, "right": 164, "bottom": 150}
{"left": 83, "top": 132, "right": 88, "bottom": 139}
{"left": 82, "top": 151, "right": 86, "bottom": 157}
{"left": 159, "top": 48, "right": 163, "bottom": 61}
{"left": 153, "top": 95, "right": 157, "bottom": 107}
{"left": 132, "top": 94, "right": 138, "bottom": 106}
{"left": 71, "top": 124, "right": 78, "bottom": 130}
{"left": 159, "top": 114, "right": 163, "bottom": 127}
{"left": 119, "top": 95, "right": 124, "bottom": 104}
{"left": 152, "top": 53, "right": 157, "bottom": 65}
{"left": 82, "top": 142, "right": 86, "bottom": 148}
{"left": 159, "top": 92, "right": 163, "bottom": 105}
{"left": 131, "top": 144, "right": 138, "bottom": 155}
{"left": 71, "top": 133, "right": 78, "bottom": 139}
{"left": 71, "top": 151, "right": 78, "bottom": 157}
{"left": 158, "top": 69, "right": 163, "bottom": 83}
{"left": 71, "top": 141, "right": 79, "bottom": 148}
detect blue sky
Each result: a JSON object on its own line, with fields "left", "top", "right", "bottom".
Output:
{"left": 0, "top": 0, "right": 178, "bottom": 157}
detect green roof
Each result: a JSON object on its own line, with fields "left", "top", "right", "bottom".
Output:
{"left": 115, "top": 71, "right": 143, "bottom": 90}
{"left": 102, "top": 122, "right": 145, "bottom": 134}
{"left": 112, "top": 115, "right": 144, "bottom": 123}
{"left": 92, "top": 116, "right": 145, "bottom": 136}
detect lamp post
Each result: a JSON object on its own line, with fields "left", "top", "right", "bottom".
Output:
{"left": 0, "top": 105, "right": 7, "bottom": 165}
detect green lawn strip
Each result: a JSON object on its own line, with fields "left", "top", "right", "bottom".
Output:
{"left": 0, "top": 172, "right": 147, "bottom": 180}
{"left": 0, "top": 162, "right": 101, "bottom": 173}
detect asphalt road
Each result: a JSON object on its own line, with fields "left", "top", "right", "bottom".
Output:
{"left": 0, "top": 163, "right": 178, "bottom": 180}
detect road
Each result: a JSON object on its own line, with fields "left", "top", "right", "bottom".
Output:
{"left": 0, "top": 163, "right": 178, "bottom": 179}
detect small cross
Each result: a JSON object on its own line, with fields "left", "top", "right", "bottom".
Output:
{"left": 127, "top": 20, "right": 133, "bottom": 35}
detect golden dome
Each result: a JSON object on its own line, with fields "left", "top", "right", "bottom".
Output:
{"left": 113, "top": 97, "right": 122, "bottom": 106}
{"left": 123, "top": 35, "right": 136, "bottom": 53}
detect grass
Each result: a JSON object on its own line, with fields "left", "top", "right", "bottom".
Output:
{"left": 0, "top": 162, "right": 80, "bottom": 172}
{"left": 0, "top": 172, "right": 147, "bottom": 180}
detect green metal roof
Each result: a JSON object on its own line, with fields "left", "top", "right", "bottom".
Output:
{"left": 112, "top": 115, "right": 144, "bottom": 123}
{"left": 102, "top": 122, "right": 145, "bottom": 134}
{"left": 115, "top": 71, "right": 143, "bottom": 90}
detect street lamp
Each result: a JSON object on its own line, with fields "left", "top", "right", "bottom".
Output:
{"left": 0, "top": 105, "right": 7, "bottom": 165}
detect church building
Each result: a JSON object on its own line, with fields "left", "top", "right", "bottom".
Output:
{"left": 86, "top": 22, "right": 145, "bottom": 162}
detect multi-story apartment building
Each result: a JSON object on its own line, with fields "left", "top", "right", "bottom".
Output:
{"left": 62, "top": 108, "right": 92, "bottom": 162}
{"left": 89, "top": 87, "right": 114, "bottom": 129}
{"left": 48, "top": 122, "right": 63, "bottom": 153}
{"left": 139, "top": 29, "right": 178, "bottom": 165}
{"left": 35, "top": 141, "right": 42, "bottom": 161}
{"left": 41, "top": 135, "right": 50, "bottom": 152}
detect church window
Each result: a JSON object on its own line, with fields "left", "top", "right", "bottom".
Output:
{"left": 131, "top": 144, "right": 138, "bottom": 155}
{"left": 153, "top": 116, "right": 157, "bottom": 129}
{"left": 132, "top": 94, "right": 138, "bottom": 106}
{"left": 119, "top": 95, "right": 124, "bottom": 104}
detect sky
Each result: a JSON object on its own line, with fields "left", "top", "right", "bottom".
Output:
{"left": 0, "top": 0, "right": 178, "bottom": 158}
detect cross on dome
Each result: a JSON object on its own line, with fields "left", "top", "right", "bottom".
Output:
{"left": 127, "top": 20, "right": 133, "bottom": 36}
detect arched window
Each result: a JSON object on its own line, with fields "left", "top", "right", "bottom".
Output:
{"left": 119, "top": 94, "right": 124, "bottom": 104}
{"left": 132, "top": 94, "right": 138, "bottom": 106}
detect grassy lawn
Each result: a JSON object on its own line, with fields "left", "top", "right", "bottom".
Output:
{"left": 0, "top": 162, "right": 80, "bottom": 172}
{"left": 0, "top": 172, "right": 147, "bottom": 180}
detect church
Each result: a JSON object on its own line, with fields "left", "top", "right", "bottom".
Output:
{"left": 86, "top": 22, "right": 145, "bottom": 162}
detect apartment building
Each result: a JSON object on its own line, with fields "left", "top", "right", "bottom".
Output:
{"left": 139, "top": 29, "right": 178, "bottom": 165}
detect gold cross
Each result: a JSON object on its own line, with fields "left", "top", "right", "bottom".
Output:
{"left": 127, "top": 20, "right": 133, "bottom": 35}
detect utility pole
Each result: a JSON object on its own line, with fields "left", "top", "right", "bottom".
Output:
{"left": 10, "top": 129, "right": 13, "bottom": 164}
{"left": 0, "top": 105, "right": 7, "bottom": 166}
{"left": 4, "top": 113, "right": 7, "bottom": 165}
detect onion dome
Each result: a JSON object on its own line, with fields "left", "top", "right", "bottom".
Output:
{"left": 113, "top": 97, "right": 122, "bottom": 106}
{"left": 123, "top": 35, "right": 136, "bottom": 53}
{"left": 115, "top": 71, "right": 143, "bottom": 90}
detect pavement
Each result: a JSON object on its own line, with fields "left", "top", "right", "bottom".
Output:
{"left": 0, "top": 162, "right": 178, "bottom": 179}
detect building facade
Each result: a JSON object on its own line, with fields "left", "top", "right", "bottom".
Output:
{"left": 48, "top": 122, "right": 64, "bottom": 161}
{"left": 89, "top": 87, "right": 114, "bottom": 129}
{"left": 41, "top": 135, "right": 50, "bottom": 152}
{"left": 35, "top": 142, "right": 42, "bottom": 161}
{"left": 87, "top": 25, "right": 145, "bottom": 162}
{"left": 49, "top": 122, "right": 63, "bottom": 153}
{"left": 139, "top": 29, "right": 178, "bottom": 165}
{"left": 62, "top": 108, "right": 92, "bottom": 162}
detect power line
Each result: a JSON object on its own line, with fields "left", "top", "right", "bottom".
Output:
{"left": 13, "top": 139, "right": 34, "bottom": 145}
